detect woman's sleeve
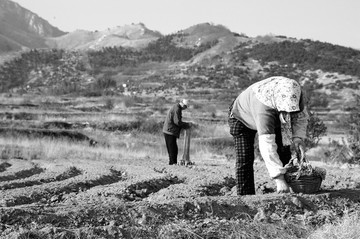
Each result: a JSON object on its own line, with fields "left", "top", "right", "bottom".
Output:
{"left": 258, "top": 134, "right": 287, "bottom": 178}
{"left": 291, "top": 106, "right": 309, "bottom": 139}
{"left": 255, "top": 110, "right": 286, "bottom": 178}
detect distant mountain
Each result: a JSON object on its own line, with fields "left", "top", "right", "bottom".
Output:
{"left": 47, "top": 23, "right": 163, "bottom": 50}
{"left": 0, "top": 1, "right": 359, "bottom": 113}
{"left": 0, "top": 0, "right": 66, "bottom": 53}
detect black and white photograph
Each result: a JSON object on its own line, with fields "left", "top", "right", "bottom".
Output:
{"left": 0, "top": 0, "right": 359, "bottom": 238}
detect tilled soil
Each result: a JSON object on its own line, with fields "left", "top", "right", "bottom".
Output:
{"left": 0, "top": 156, "right": 359, "bottom": 238}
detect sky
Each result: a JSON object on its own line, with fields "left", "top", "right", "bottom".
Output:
{"left": 12, "top": 0, "right": 360, "bottom": 49}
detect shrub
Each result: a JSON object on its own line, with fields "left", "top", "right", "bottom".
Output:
{"left": 309, "top": 92, "right": 329, "bottom": 108}
{"left": 122, "top": 96, "right": 143, "bottom": 107}
{"left": 104, "top": 98, "right": 115, "bottom": 110}
{"left": 346, "top": 94, "right": 360, "bottom": 163}
{"left": 324, "top": 94, "right": 360, "bottom": 164}
{"left": 98, "top": 118, "right": 162, "bottom": 134}
{"left": 83, "top": 90, "right": 102, "bottom": 97}
{"left": 138, "top": 118, "right": 163, "bottom": 134}
{"left": 305, "top": 111, "right": 327, "bottom": 148}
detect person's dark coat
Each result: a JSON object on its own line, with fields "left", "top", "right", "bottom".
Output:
{"left": 163, "top": 103, "right": 190, "bottom": 138}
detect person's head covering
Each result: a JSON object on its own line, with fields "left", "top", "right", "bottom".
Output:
{"left": 252, "top": 77, "right": 302, "bottom": 112}
{"left": 252, "top": 77, "right": 302, "bottom": 146}
{"left": 180, "top": 99, "right": 189, "bottom": 108}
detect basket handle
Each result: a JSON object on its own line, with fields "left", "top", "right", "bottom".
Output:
{"left": 299, "top": 146, "right": 308, "bottom": 163}
{"left": 284, "top": 155, "right": 296, "bottom": 169}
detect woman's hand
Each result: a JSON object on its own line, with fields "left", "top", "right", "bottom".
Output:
{"left": 274, "top": 174, "right": 290, "bottom": 193}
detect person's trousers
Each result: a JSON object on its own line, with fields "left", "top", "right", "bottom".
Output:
{"left": 164, "top": 133, "right": 178, "bottom": 165}
{"left": 229, "top": 117, "right": 291, "bottom": 195}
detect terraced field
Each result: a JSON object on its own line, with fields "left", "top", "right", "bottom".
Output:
{"left": 0, "top": 155, "right": 360, "bottom": 238}
{"left": 0, "top": 97, "right": 360, "bottom": 238}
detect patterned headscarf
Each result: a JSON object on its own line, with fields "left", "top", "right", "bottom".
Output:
{"left": 252, "top": 77, "right": 302, "bottom": 146}
{"left": 252, "top": 77, "right": 301, "bottom": 112}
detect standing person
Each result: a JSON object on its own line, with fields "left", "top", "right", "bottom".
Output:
{"left": 228, "top": 76, "right": 309, "bottom": 195}
{"left": 163, "top": 99, "right": 191, "bottom": 165}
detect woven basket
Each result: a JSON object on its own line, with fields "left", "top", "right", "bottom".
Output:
{"left": 287, "top": 175, "right": 322, "bottom": 194}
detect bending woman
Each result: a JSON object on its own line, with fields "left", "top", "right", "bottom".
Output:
{"left": 228, "top": 76, "right": 309, "bottom": 195}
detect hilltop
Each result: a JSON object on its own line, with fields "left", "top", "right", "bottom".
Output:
{"left": 46, "top": 23, "right": 162, "bottom": 50}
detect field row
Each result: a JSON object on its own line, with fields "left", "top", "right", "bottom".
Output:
{"left": 0, "top": 159, "right": 240, "bottom": 207}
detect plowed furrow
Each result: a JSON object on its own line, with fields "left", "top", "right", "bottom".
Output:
{"left": 0, "top": 166, "right": 44, "bottom": 182}
{"left": 196, "top": 177, "right": 237, "bottom": 196}
{"left": 0, "top": 167, "right": 81, "bottom": 190}
{"left": 0, "top": 162, "right": 11, "bottom": 172}
{"left": 121, "top": 176, "right": 184, "bottom": 201}
{"left": 145, "top": 176, "right": 237, "bottom": 202}
{"left": 1, "top": 169, "right": 124, "bottom": 207}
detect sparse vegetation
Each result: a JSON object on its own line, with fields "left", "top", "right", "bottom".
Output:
{"left": 1, "top": 24, "right": 360, "bottom": 239}
{"left": 320, "top": 93, "right": 360, "bottom": 165}
{"left": 305, "top": 111, "right": 327, "bottom": 148}
{"left": 347, "top": 94, "right": 360, "bottom": 162}
{"left": 87, "top": 34, "right": 217, "bottom": 70}
{"left": 235, "top": 40, "right": 360, "bottom": 77}
{"left": 309, "top": 213, "right": 360, "bottom": 239}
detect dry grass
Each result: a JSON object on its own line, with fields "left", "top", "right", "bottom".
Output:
{"left": 157, "top": 219, "right": 311, "bottom": 239}
{"left": 6, "top": 214, "right": 360, "bottom": 239}
{"left": 0, "top": 136, "right": 107, "bottom": 161}
{"left": 0, "top": 117, "right": 234, "bottom": 168}
{"left": 309, "top": 213, "right": 360, "bottom": 239}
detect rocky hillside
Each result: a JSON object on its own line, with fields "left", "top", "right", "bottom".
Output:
{"left": 47, "top": 23, "right": 163, "bottom": 50}
{"left": 0, "top": 0, "right": 162, "bottom": 53}
{"left": 0, "top": 0, "right": 358, "bottom": 112}
{"left": 1, "top": 27, "right": 359, "bottom": 114}
{"left": 0, "top": 0, "right": 66, "bottom": 53}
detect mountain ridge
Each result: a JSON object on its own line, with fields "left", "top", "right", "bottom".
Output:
{"left": 1, "top": 0, "right": 359, "bottom": 54}
{"left": 46, "top": 23, "right": 163, "bottom": 50}
{"left": 0, "top": 0, "right": 359, "bottom": 113}
{"left": 0, "top": 0, "right": 66, "bottom": 52}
